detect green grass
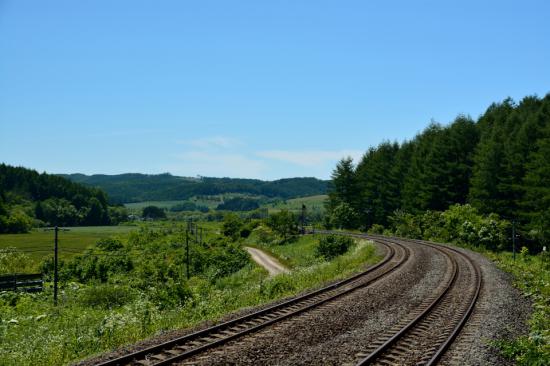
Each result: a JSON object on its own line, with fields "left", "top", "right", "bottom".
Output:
{"left": 485, "top": 249, "right": 550, "bottom": 365}
{"left": 264, "top": 194, "right": 327, "bottom": 213}
{"left": 0, "top": 226, "right": 138, "bottom": 262}
{"left": 250, "top": 235, "right": 322, "bottom": 268}
{"left": 0, "top": 229, "right": 380, "bottom": 366}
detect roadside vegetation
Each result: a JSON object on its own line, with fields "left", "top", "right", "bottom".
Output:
{"left": 0, "top": 212, "right": 379, "bottom": 366}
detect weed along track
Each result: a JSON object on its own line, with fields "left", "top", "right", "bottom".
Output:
{"left": 93, "top": 237, "right": 409, "bottom": 366}
{"left": 91, "top": 234, "right": 484, "bottom": 366}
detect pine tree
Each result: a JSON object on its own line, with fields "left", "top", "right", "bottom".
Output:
{"left": 355, "top": 141, "right": 400, "bottom": 227}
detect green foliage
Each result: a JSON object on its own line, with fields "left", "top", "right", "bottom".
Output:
{"left": 355, "top": 142, "right": 400, "bottom": 227}
{"left": 0, "top": 224, "right": 381, "bottom": 366}
{"left": 0, "top": 247, "right": 36, "bottom": 274}
{"left": 217, "top": 197, "right": 260, "bottom": 211}
{"left": 142, "top": 205, "right": 166, "bottom": 219}
{"left": 316, "top": 235, "right": 354, "bottom": 260}
{"left": 266, "top": 209, "right": 299, "bottom": 242}
{"left": 63, "top": 173, "right": 329, "bottom": 204}
{"left": 387, "top": 204, "right": 509, "bottom": 251}
{"left": 388, "top": 209, "right": 422, "bottom": 239}
{"left": 487, "top": 250, "right": 550, "bottom": 365}
{"left": 0, "top": 164, "right": 124, "bottom": 230}
{"left": 367, "top": 224, "right": 385, "bottom": 234}
{"left": 325, "top": 94, "right": 550, "bottom": 250}
{"left": 77, "top": 283, "right": 137, "bottom": 309}
{"left": 221, "top": 213, "right": 243, "bottom": 239}
{"left": 169, "top": 201, "right": 209, "bottom": 212}
{"left": 330, "top": 202, "right": 359, "bottom": 229}
{"left": 61, "top": 240, "right": 133, "bottom": 283}
{"left": 327, "top": 157, "right": 358, "bottom": 213}
{"left": 2, "top": 210, "right": 33, "bottom": 234}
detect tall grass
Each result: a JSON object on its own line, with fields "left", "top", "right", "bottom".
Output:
{"left": 0, "top": 235, "right": 379, "bottom": 366}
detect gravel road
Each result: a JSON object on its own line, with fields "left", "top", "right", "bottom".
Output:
{"left": 245, "top": 246, "right": 289, "bottom": 276}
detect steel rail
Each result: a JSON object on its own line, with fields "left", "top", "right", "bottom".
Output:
{"left": 410, "top": 239, "right": 483, "bottom": 366}
{"left": 356, "top": 235, "right": 482, "bottom": 366}
{"left": 96, "top": 236, "right": 408, "bottom": 366}
{"left": 356, "top": 238, "right": 459, "bottom": 365}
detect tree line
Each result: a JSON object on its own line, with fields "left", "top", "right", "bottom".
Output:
{"left": 62, "top": 173, "right": 328, "bottom": 204}
{"left": 0, "top": 164, "right": 127, "bottom": 233}
{"left": 327, "top": 94, "right": 550, "bottom": 249}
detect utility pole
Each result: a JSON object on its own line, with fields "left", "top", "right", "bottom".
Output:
{"left": 185, "top": 227, "right": 190, "bottom": 279}
{"left": 54, "top": 226, "right": 59, "bottom": 305}
{"left": 45, "top": 225, "right": 68, "bottom": 306}
{"left": 512, "top": 220, "right": 516, "bottom": 261}
{"left": 195, "top": 223, "right": 198, "bottom": 243}
{"left": 301, "top": 204, "right": 306, "bottom": 234}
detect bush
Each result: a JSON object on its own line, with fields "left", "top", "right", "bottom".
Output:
{"left": 78, "top": 284, "right": 136, "bottom": 309}
{"left": 316, "top": 235, "right": 354, "bottom": 260}
{"left": 148, "top": 279, "right": 193, "bottom": 309}
{"left": 222, "top": 213, "right": 243, "bottom": 239}
{"left": 330, "top": 202, "right": 359, "bottom": 229}
{"left": 142, "top": 206, "right": 166, "bottom": 220}
{"left": 0, "top": 247, "right": 36, "bottom": 274}
{"left": 266, "top": 209, "right": 299, "bottom": 242}
{"left": 368, "top": 224, "right": 385, "bottom": 234}
{"left": 64, "top": 249, "right": 133, "bottom": 283}
{"left": 96, "top": 238, "right": 124, "bottom": 251}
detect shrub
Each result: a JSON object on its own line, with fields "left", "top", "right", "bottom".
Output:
{"left": 316, "top": 235, "right": 354, "bottom": 260}
{"left": 78, "top": 284, "right": 136, "bottom": 309}
{"left": 148, "top": 280, "right": 193, "bottom": 309}
{"left": 0, "top": 247, "right": 35, "bottom": 274}
{"left": 368, "top": 224, "right": 385, "bottom": 234}
{"left": 266, "top": 209, "right": 299, "bottom": 242}
{"left": 64, "top": 249, "right": 133, "bottom": 283}
{"left": 142, "top": 206, "right": 166, "bottom": 219}
{"left": 96, "top": 238, "right": 124, "bottom": 251}
{"left": 330, "top": 202, "right": 359, "bottom": 229}
{"left": 222, "top": 213, "right": 243, "bottom": 239}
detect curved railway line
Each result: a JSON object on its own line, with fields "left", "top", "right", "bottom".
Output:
{"left": 355, "top": 235, "right": 482, "bottom": 365}
{"left": 96, "top": 236, "right": 409, "bottom": 366}
{"left": 93, "top": 234, "right": 482, "bottom": 366}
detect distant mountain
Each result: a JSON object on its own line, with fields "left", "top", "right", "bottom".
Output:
{"left": 60, "top": 173, "right": 329, "bottom": 204}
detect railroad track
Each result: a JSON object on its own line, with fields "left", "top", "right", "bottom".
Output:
{"left": 96, "top": 236, "right": 410, "bottom": 366}
{"left": 353, "top": 235, "right": 482, "bottom": 366}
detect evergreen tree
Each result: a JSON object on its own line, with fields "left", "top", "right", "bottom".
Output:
{"left": 327, "top": 157, "right": 358, "bottom": 212}
{"left": 355, "top": 141, "right": 400, "bottom": 227}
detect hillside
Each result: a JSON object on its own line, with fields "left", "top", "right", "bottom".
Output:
{"left": 0, "top": 164, "right": 125, "bottom": 233}
{"left": 60, "top": 173, "right": 329, "bottom": 204}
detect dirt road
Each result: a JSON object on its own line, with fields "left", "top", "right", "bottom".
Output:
{"left": 245, "top": 247, "right": 289, "bottom": 276}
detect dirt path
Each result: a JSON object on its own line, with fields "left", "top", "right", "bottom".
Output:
{"left": 245, "top": 247, "right": 289, "bottom": 276}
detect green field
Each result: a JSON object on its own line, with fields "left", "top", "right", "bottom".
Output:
{"left": 0, "top": 226, "right": 138, "bottom": 261}
{"left": 264, "top": 194, "right": 327, "bottom": 213}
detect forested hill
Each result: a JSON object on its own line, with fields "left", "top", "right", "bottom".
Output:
{"left": 0, "top": 164, "right": 126, "bottom": 232}
{"left": 328, "top": 93, "right": 550, "bottom": 246}
{"left": 61, "top": 173, "right": 329, "bottom": 204}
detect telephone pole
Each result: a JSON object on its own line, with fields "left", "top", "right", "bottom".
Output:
{"left": 45, "top": 226, "right": 68, "bottom": 305}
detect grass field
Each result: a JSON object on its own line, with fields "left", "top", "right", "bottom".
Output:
{"left": 264, "top": 194, "right": 327, "bottom": 213}
{"left": 0, "top": 226, "right": 138, "bottom": 261}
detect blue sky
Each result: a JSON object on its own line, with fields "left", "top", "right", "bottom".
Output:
{"left": 1, "top": 1, "right": 549, "bottom": 180}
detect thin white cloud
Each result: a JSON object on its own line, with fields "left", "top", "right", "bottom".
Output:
{"left": 257, "top": 149, "right": 364, "bottom": 167}
{"left": 181, "top": 136, "right": 242, "bottom": 149}
{"left": 171, "top": 151, "right": 266, "bottom": 178}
